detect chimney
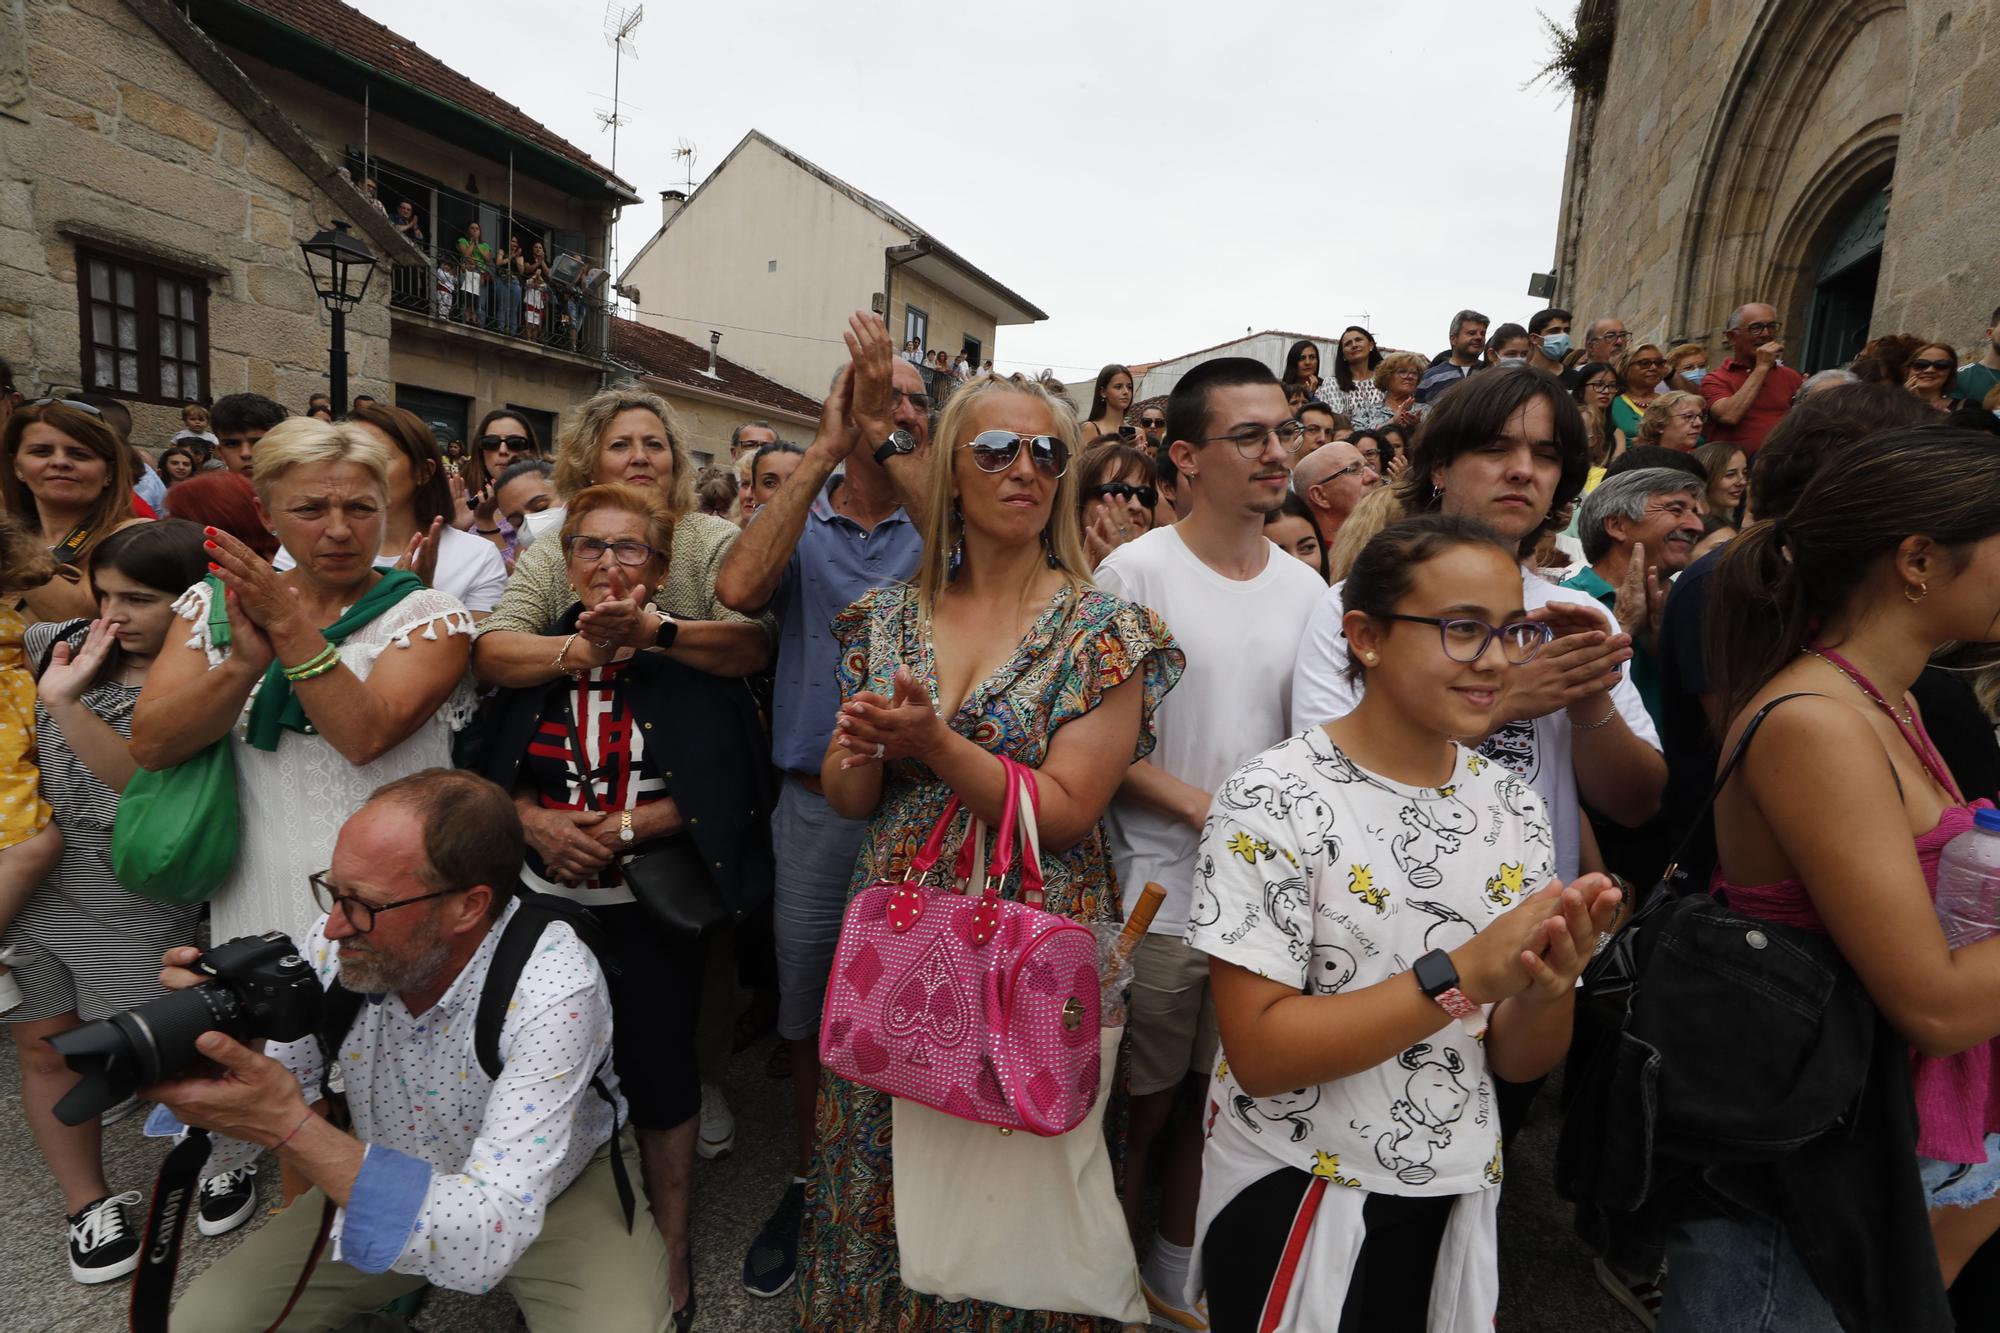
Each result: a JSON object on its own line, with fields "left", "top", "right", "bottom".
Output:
{"left": 707, "top": 330, "right": 721, "bottom": 377}
{"left": 661, "top": 189, "right": 687, "bottom": 228}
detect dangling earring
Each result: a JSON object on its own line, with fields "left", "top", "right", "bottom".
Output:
{"left": 1042, "top": 528, "right": 1060, "bottom": 569}
{"left": 948, "top": 504, "right": 965, "bottom": 582}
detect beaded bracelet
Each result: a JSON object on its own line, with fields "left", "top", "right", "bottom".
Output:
{"left": 282, "top": 642, "right": 340, "bottom": 682}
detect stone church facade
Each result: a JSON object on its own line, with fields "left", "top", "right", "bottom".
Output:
{"left": 1552, "top": 0, "right": 2000, "bottom": 370}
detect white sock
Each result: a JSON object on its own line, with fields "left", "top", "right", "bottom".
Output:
{"left": 1144, "top": 1232, "right": 1194, "bottom": 1306}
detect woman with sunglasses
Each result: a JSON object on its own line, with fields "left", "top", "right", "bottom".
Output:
{"left": 1081, "top": 362, "right": 1136, "bottom": 445}
{"left": 800, "top": 373, "right": 1183, "bottom": 1331}
{"left": 1191, "top": 515, "right": 1616, "bottom": 1331}
{"left": 1609, "top": 344, "right": 1671, "bottom": 444}
{"left": 0, "top": 401, "right": 148, "bottom": 624}
{"left": 1906, "top": 342, "right": 1961, "bottom": 413}
{"left": 455, "top": 408, "right": 544, "bottom": 548}
{"left": 1077, "top": 439, "right": 1156, "bottom": 570}
{"left": 482, "top": 482, "right": 771, "bottom": 1330}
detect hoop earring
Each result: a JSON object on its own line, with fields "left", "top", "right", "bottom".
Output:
{"left": 1905, "top": 581, "right": 1929, "bottom": 604}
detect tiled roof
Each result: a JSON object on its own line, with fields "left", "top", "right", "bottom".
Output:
{"left": 611, "top": 319, "right": 823, "bottom": 420}
{"left": 235, "top": 0, "right": 634, "bottom": 196}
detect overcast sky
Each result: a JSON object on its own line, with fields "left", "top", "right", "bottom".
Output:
{"left": 349, "top": 0, "right": 1577, "bottom": 374}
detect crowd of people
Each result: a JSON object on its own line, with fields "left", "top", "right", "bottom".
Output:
{"left": 1, "top": 292, "right": 1999, "bottom": 1333}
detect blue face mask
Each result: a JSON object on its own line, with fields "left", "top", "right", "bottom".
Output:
{"left": 1499, "top": 356, "right": 1529, "bottom": 368}
{"left": 1539, "top": 332, "right": 1572, "bottom": 360}
{"left": 1682, "top": 366, "right": 1708, "bottom": 385}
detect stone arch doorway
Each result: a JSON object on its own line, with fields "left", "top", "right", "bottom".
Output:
{"left": 1803, "top": 184, "right": 1890, "bottom": 371}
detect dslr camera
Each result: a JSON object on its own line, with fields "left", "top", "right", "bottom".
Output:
{"left": 48, "top": 932, "right": 323, "bottom": 1125}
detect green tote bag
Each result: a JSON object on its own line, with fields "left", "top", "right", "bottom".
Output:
{"left": 110, "top": 575, "right": 240, "bottom": 903}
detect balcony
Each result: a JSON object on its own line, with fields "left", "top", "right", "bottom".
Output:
{"left": 388, "top": 262, "right": 610, "bottom": 361}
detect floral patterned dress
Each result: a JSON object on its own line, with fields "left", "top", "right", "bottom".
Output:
{"left": 797, "top": 580, "right": 1183, "bottom": 1332}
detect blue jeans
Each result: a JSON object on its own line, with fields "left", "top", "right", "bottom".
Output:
{"left": 1658, "top": 1215, "right": 1843, "bottom": 1333}
{"left": 771, "top": 776, "right": 870, "bottom": 1041}
{"left": 495, "top": 271, "right": 522, "bottom": 334}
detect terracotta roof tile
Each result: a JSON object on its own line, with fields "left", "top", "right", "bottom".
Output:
{"left": 237, "top": 0, "right": 633, "bottom": 194}
{"left": 611, "top": 319, "right": 823, "bottom": 420}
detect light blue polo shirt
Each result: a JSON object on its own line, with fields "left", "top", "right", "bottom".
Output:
{"left": 768, "top": 481, "right": 922, "bottom": 773}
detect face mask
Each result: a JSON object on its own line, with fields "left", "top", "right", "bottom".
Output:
{"left": 1681, "top": 366, "right": 1707, "bottom": 385}
{"left": 1499, "top": 356, "right": 1528, "bottom": 368}
{"left": 1539, "top": 333, "right": 1572, "bottom": 360}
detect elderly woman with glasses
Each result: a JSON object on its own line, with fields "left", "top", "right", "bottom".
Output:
{"left": 1635, "top": 390, "right": 1708, "bottom": 453}
{"left": 1350, "top": 351, "right": 1429, "bottom": 432}
{"left": 482, "top": 482, "right": 772, "bottom": 1327}
{"left": 798, "top": 373, "right": 1183, "bottom": 1330}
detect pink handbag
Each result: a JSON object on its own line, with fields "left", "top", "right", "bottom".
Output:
{"left": 820, "top": 757, "right": 1105, "bottom": 1136}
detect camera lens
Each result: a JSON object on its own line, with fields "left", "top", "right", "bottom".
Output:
{"left": 48, "top": 984, "right": 246, "bottom": 1126}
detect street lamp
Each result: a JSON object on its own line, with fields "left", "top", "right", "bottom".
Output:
{"left": 299, "top": 219, "right": 378, "bottom": 413}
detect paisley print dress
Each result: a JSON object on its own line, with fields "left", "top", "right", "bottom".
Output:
{"left": 796, "top": 581, "right": 1183, "bottom": 1331}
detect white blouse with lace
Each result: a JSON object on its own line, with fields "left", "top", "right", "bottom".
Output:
{"left": 172, "top": 581, "right": 478, "bottom": 947}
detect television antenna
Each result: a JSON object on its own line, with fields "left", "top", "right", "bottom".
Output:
{"left": 672, "top": 139, "right": 698, "bottom": 194}
{"left": 597, "top": 4, "right": 644, "bottom": 174}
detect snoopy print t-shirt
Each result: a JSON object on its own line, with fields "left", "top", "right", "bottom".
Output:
{"left": 1186, "top": 726, "right": 1555, "bottom": 1198}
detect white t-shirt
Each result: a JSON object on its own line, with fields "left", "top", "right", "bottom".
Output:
{"left": 274, "top": 522, "right": 509, "bottom": 613}
{"left": 1185, "top": 728, "right": 1545, "bottom": 1323}
{"left": 1094, "top": 525, "right": 1327, "bottom": 934}
{"left": 1289, "top": 566, "right": 1659, "bottom": 882}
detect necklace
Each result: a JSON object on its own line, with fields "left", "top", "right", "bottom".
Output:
{"left": 1802, "top": 648, "right": 1913, "bottom": 724}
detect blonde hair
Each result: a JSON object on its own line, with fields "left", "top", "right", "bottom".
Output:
{"left": 1372, "top": 351, "right": 1428, "bottom": 393}
{"left": 1636, "top": 390, "right": 1704, "bottom": 444}
{"left": 559, "top": 483, "right": 674, "bottom": 574}
{"left": 1325, "top": 485, "right": 1406, "bottom": 582}
{"left": 552, "top": 387, "right": 696, "bottom": 518}
{"left": 247, "top": 417, "right": 390, "bottom": 505}
{"left": 914, "top": 374, "right": 1090, "bottom": 618}
{"left": 1616, "top": 343, "right": 1666, "bottom": 386}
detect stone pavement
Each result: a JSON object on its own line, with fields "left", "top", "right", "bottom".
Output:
{"left": 0, "top": 1034, "right": 1630, "bottom": 1331}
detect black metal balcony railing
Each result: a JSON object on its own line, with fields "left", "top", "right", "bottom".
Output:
{"left": 389, "top": 262, "right": 608, "bottom": 360}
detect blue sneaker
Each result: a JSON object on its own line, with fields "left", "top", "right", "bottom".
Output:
{"left": 741, "top": 1181, "right": 804, "bottom": 1298}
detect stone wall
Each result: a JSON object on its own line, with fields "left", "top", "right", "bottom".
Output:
{"left": 0, "top": 0, "right": 393, "bottom": 446}
{"left": 1553, "top": 0, "right": 2000, "bottom": 361}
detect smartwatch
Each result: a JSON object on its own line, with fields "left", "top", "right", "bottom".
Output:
{"left": 1413, "top": 948, "right": 1480, "bottom": 1019}
{"left": 650, "top": 608, "right": 679, "bottom": 651}
{"left": 872, "top": 429, "right": 917, "bottom": 467}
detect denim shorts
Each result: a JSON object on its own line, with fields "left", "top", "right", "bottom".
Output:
{"left": 771, "top": 776, "right": 871, "bottom": 1041}
{"left": 1921, "top": 1134, "right": 2000, "bottom": 1209}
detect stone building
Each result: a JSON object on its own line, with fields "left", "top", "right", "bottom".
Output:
{"left": 1, "top": 0, "right": 640, "bottom": 451}
{"left": 1550, "top": 0, "right": 2000, "bottom": 370}
{"left": 620, "top": 131, "right": 1045, "bottom": 401}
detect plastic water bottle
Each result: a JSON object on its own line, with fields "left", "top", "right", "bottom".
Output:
{"left": 1934, "top": 808, "right": 2000, "bottom": 947}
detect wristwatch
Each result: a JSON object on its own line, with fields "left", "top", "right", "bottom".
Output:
{"left": 872, "top": 429, "right": 917, "bottom": 467}
{"left": 1413, "top": 949, "right": 1480, "bottom": 1019}
{"left": 650, "top": 607, "right": 679, "bottom": 651}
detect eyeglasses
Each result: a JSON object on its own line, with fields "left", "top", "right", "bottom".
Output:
{"left": 1908, "top": 358, "right": 1954, "bottom": 372}
{"left": 964, "top": 430, "right": 1070, "bottom": 477}
{"left": 1593, "top": 331, "right": 1631, "bottom": 344}
{"left": 1742, "top": 321, "right": 1781, "bottom": 336}
{"left": 310, "top": 870, "right": 466, "bottom": 935}
{"left": 1629, "top": 358, "right": 1666, "bottom": 371}
{"left": 1383, "top": 614, "right": 1553, "bottom": 664}
{"left": 1087, "top": 480, "right": 1159, "bottom": 508}
{"left": 1138, "top": 417, "right": 1166, "bottom": 430}
{"left": 1201, "top": 420, "right": 1310, "bottom": 459}
{"left": 1588, "top": 381, "right": 1618, "bottom": 393}
{"left": 1670, "top": 410, "right": 1706, "bottom": 425}
{"left": 563, "top": 535, "right": 660, "bottom": 566}
{"left": 27, "top": 397, "right": 102, "bottom": 415}
{"left": 479, "top": 433, "right": 532, "bottom": 452}
{"left": 892, "top": 389, "right": 931, "bottom": 411}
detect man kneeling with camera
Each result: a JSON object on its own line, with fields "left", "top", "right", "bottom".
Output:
{"left": 144, "top": 769, "right": 672, "bottom": 1331}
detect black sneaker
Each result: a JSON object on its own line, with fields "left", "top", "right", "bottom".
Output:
{"left": 741, "top": 1180, "right": 804, "bottom": 1298}
{"left": 68, "top": 1190, "right": 141, "bottom": 1284}
{"left": 197, "top": 1164, "right": 258, "bottom": 1237}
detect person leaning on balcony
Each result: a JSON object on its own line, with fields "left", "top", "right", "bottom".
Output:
{"left": 470, "top": 386, "right": 772, "bottom": 687}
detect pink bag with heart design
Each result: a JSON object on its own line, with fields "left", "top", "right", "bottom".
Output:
{"left": 819, "top": 758, "right": 1104, "bottom": 1136}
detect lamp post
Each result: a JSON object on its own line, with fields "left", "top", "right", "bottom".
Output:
{"left": 299, "top": 219, "right": 379, "bottom": 413}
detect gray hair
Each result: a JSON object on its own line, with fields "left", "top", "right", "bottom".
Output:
{"left": 1725, "top": 303, "right": 1774, "bottom": 333}
{"left": 1576, "top": 467, "right": 1704, "bottom": 563}
{"left": 1796, "top": 367, "right": 1859, "bottom": 403}
{"left": 1450, "top": 309, "right": 1489, "bottom": 338}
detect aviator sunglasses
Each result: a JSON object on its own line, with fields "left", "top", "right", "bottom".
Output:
{"left": 963, "top": 430, "right": 1070, "bottom": 478}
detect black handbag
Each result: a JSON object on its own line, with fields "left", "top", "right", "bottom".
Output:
{"left": 560, "top": 701, "right": 731, "bottom": 941}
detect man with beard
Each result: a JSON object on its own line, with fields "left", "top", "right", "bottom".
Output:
{"left": 1417, "top": 310, "right": 1489, "bottom": 404}
{"left": 1560, "top": 467, "right": 1706, "bottom": 732}
{"left": 149, "top": 770, "right": 671, "bottom": 1331}
{"left": 1093, "top": 357, "right": 1330, "bottom": 1328}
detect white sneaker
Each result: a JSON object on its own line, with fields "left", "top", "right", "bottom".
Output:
{"left": 697, "top": 1083, "right": 735, "bottom": 1160}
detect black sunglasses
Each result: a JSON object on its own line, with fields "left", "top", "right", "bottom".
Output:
{"left": 479, "top": 433, "right": 533, "bottom": 451}
{"left": 1088, "top": 480, "right": 1159, "bottom": 508}
{"left": 1138, "top": 417, "right": 1166, "bottom": 429}
{"left": 1908, "top": 358, "right": 1954, "bottom": 372}
{"left": 963, "top": 430, "right": 1070, "bottom": 477}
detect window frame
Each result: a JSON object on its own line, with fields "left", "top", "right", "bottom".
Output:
{"left": 904, "top": 304, "right": 929, "bottom": 351}
{"left": 73, "top": 245, "right": 211, "bottom": 408}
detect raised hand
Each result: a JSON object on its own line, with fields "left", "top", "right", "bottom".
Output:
{"left": 38, "top": 618, "right": 118, "bottom": 708}
{"left": 391, "top": 516, "right": 444, "bottom": 588}
{"left": 844, "top": 311, "right": 898, "bottom": 442}
{"left": 1613, "top": 542, "right": 1667, "bottom": 647}
{"left": 574, "top": 564, "right": 655, "bottom": 651}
